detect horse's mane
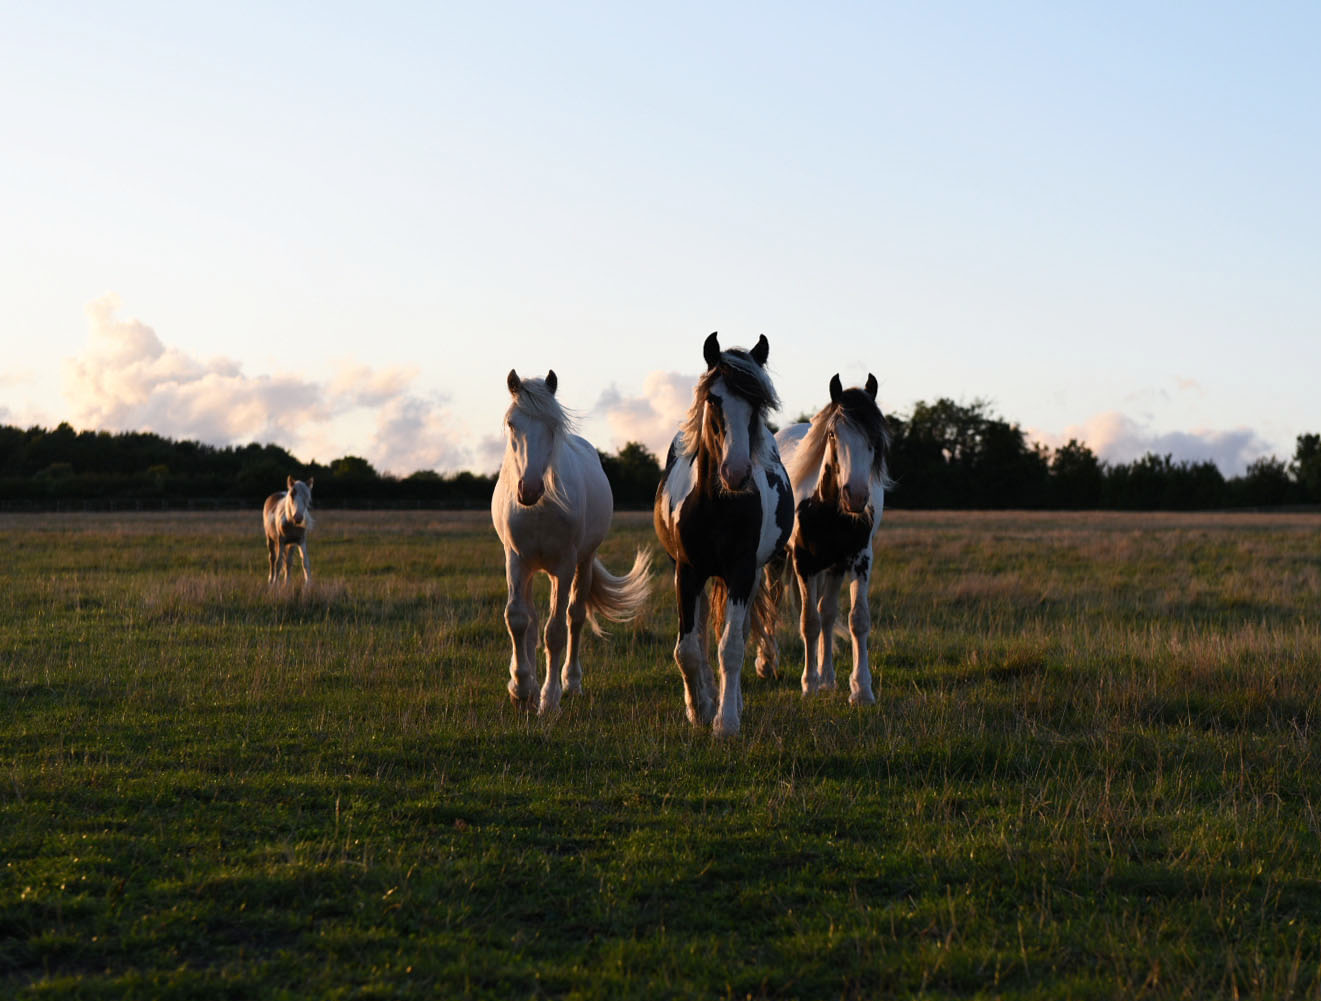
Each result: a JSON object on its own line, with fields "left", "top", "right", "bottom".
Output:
{"left": 786, "top": 387, "right": 893, "bottom": 491}
{"left": 679, "top": 349, "right": 781, "bottom": 463}
{"left": 504, "top": 376, "right": 579, "bottom": 512}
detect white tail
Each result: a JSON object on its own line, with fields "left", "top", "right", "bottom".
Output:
{"left": 583, "top": 548, "right": 654, "bottom": 635}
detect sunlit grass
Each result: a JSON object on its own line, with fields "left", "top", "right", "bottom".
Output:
{"left": 2, "top": 509, "right": 1320, "bottom": 998}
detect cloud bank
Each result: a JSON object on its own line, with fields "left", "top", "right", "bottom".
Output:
{"left": 592, "top": 371, "right": 696, "bottom": 459}
{"left": 62, "top": 294, "right": 470, "bottom": 475}
{"left": 1032, "top": 411, "right": 1274, "bottom": 477}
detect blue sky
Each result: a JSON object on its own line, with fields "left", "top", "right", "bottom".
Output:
{"left": 3, "top": 2, "right": 1318, "bottom": 476}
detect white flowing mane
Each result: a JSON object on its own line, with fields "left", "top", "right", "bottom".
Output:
{"left": 503, "top": 376, "right": 579, "bottom": 513}
{"left": 786, "top": 397, "right": 894, "bottom": 493}
{"left": 678, "top": 349, "right": 780, "bottom": 464}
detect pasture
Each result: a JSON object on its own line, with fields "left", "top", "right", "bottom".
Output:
{"left": 2, "top": 508, "right": 1321, "bottom": 999}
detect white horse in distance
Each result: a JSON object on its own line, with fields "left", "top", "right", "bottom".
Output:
{"left": 491, "top": 369, "right": 653, "bottom": 714}
{"left": 264, "top": 476, "right": 315, "bottom": 584}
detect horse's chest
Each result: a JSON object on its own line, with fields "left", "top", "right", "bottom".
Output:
{"left": 792, "top": 498, "right": 872, "bottom": 577}
{"left": 670, "top": 488, "right": 763, "bottom": 575}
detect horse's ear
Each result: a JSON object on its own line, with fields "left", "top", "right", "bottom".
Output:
{"left": 703, "top": 331, "right": 721, "bottom": 370}
{"left": 865, "top": 373, "right": 878, "bottom": 399}
{"left": 306, "top": 476, "right": 314, "bottom": 490}
{"left": 829, "top": 374, "right": 843, "bottom": 403}
{"left": 287, "top": 475, "right": 294, "bottom": 490}
{"left": 507, "top": 369, "right": 521, "bottom": 395}
{"left": 545, "top": 370, "right": 557, "bottom": 394}
{"left": 750, "top": 334, "right": 769, "bottom": 367}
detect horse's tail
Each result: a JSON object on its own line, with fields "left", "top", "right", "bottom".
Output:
{"left": 752, "top": 550, "right": 790, "bottom": 678}
{"left": 583, "top": 547, "right": 655, "bottom": 636}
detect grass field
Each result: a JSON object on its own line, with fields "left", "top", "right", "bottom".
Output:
{"left": 3, "top": 507, "right": 1321, "bottom": 999}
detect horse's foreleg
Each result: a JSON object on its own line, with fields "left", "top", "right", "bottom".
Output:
{"left": 266, "top": 537, "right": 277, "bottom": 584}
{"left": 298, "top": 541, "right": 311, "bottom": 583}
{"left": 817, "top": 570, "right": 843, "bottom": 691}
{"left": 503, "top": 554, "right": 538, "bottom": 708}
{"left": 561, "top": 559, "right": 592, "bottom": 697}
{"left": 539, "top": 562, "right": 574, "bottom": 714}
{"left": 713, "top": 576, "right": 753, "bottom": 738}
{"left": 674, "top": 565, "right": 715, "bottom": 727}
{"left": 798, "top": 572, "right": 822, "bottom": 695}
{"left": 848, "top": 562, "right": 875, "bottom": 705}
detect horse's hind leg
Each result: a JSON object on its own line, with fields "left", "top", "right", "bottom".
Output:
{"left": 847, "top": 556, "right": 875, "bottom": 705}
{"left": 502, "top": 553, "right": 538, "bottom": 708}
{"left": 816, "top": 570, "right": 843, "bottom": 691}
{"left": 674, "top": 564, "right": 716, "bottom": 727}
{"left": 539, "top": 560, "right": 574, "bottom": 714}
{"left": 561, "top": 558, "right": 592, "bottom": 697}
{"left": 798, "top": 572, "right": 822, "bottom": 695}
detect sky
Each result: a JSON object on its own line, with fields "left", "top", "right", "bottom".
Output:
{"left": 3, "top": 1, "right": 1318, "bottom": 478}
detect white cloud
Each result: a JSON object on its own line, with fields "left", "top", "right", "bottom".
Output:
{"left": 592, "top": 371, "right": 695, "bottom": 459}
{"left": 61, "top": 294, "right": 471, "bottom": 475}
{"left": 1031, "top": 411, "right": 1275, "bottom": 476}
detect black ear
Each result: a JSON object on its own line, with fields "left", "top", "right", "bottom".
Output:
{"left": 703, "top": 331, "right": 721, "bottom": 369}
{"left": 865, "top": 373, "right": 878, "bottom": 399}
{"left": 829, "top": 373, "right": 843, "bottom": 403}
{"left": 750, "top": 334, "right": 769, "bottom": 366}
{"left": 545, "top": 370, "right": 557, "bottom": 394}
{"left": 507, "top": 369, "right": 521, "bottom": 395}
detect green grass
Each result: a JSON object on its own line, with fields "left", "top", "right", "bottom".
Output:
{"left": 3, "top": 508, "right": 1321, "bottom": 998}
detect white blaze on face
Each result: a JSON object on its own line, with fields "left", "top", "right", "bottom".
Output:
{"left": 505, "top": 410, "right": 554, "bottom": 505}
{"left": 831, "top": 420, "right": 874, "bottom": 513}
{"left": 708, "top": 376, "right": 755, "bottom": 492}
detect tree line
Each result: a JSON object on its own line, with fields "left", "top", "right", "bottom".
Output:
{"left": 1, "top": 404, "right": 1318, "bottom": 511}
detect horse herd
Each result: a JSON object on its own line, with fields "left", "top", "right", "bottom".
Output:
{"left": 265, "top": 332, "right": 892, "bottom": 738}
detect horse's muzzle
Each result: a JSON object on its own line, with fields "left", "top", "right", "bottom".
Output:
{"left": 719, "top": 461, "right": 751, "bottom": 493}
{"left": 517, "top": 480, "right": 545, "bottom": 506}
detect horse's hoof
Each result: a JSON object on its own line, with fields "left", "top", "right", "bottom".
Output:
{"left": 685, "top": 701, "right": 717, "bottom": 727}
{"left": 508, "top": 686, "right": 537, "bottom": 711}
{"left": 849, "top": 689, "right": 876, "bottom": 706}
{"left": 712, "top": 718, "right": 740, "bottom": 738}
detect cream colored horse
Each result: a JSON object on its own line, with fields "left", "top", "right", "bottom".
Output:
{"left": 263, "top": 476, "right": 314, "bottom": 584}
{"left": 492, "top": 369, "right": 652, "bottom": 714}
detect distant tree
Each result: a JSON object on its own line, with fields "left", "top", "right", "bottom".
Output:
{"left": 1292, "top": 433, "right": 1321, "bottom": 502}
{"left": 1104, "top": 453, "right": 1225, "bottom": 510}
{"left": 889, "top": 398, "right": 1046, "bottom": 508}
{"left": 1049, "top": 439, "right": 1104, "bottom": 509}
{"left": 1228, "top": 456, "right": 1294, "bottom": 507}
{"left": 599, "top": 441, "right": 662, "bottom": 509}
{"left": 329, "top": 456, "right": 379, "bottom": 482}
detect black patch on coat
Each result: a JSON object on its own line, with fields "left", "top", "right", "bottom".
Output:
{"left": 654, "top": 456, "right": 764, "bottom": 633}
{"left": 767, "top": 462, "right": 794, "bottom": 556}
{"left": 792, "top": 496, "right": 873, "bottom": 578}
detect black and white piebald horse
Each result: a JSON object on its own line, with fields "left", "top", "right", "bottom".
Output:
{"left": 653, "top": 332, "right": 794, "bottom": 737}
{"left": 758, "top": 373, "right": 892, "bottom": 704}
